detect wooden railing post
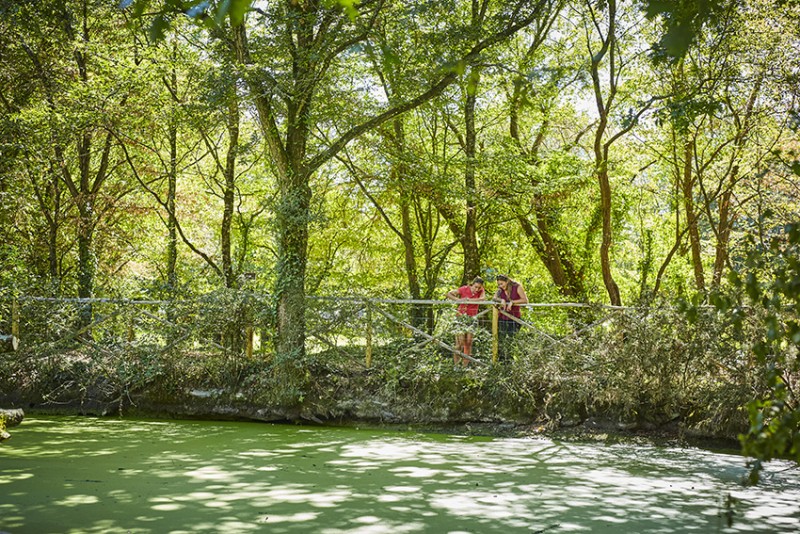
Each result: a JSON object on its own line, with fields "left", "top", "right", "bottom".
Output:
{"left": 365, "top": 302, "right": 373, "bottom": 368}
{"left": 492, "top": 306, "right": 499, "bottom": 364}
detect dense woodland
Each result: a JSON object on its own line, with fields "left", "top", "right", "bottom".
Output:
{"left": 2, "top": 0, "right": 800, "bottom": 474}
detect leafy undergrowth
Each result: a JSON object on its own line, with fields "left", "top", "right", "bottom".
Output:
{"left": 0, "top": 308, "right": 768, "bottom": 446}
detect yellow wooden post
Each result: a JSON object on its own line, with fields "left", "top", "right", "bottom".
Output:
{"left": 11, "top": 299, "right": 20, "bottom": 340}
{"left": 365, "top": 303, "right": 373, "bottom": 368}
{"left": 246, "top": 324, "right": 254, "bottom": 358}
{"left": 492, "top": 306, "right": 499, "bottom": 364}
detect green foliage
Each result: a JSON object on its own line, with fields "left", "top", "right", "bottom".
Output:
{"left": 642, "top": 0, "right": 735, "bottom": 61}
{"left": 506, "top": 305, "right": 756, "bottom": 434}
{"left": 715, "top": 220, "right": 800, "bottom": 481}
{"left": 121, "top": 0, "right": 364, "bottom": 40}
{"left": 121, "top": 0, "right": 252, "bottom": 39}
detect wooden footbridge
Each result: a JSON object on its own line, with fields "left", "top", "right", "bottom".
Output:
{"left": 1, "top": 293, "right": 630, "bottom": 367}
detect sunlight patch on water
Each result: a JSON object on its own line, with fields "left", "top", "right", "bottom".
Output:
{"left": 264, "top": 511, "right": 320, "bottom": 523}
{"left": 429, "top": 489, "right": 537, "bottom": 525}
{"left": 352, "top": 515, "right": 381, "bottom": 523}
{"left": 390, "top": 466, "right": 443, "bottom": 478}
{"left": 382, "top": 485, "right": 422, "bottom": 493}
{"left": 54, "top": 494, "right": 100, "bottom": 506}
{"left": 151, "top": 502, "right": 184, "bottom": 511}
{"left": 184, "top": 465, "right": 238, "bottom": 482}
{"left": 0, "top": 471, "right": 33, "bottom": 484}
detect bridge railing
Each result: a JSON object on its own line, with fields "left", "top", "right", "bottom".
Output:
{"left": 0, "top": 292, "right": 762, "bottom": 375}
{"left": 0, "top": 292, "right": 273, "bottom": 359}
{"left": 304, "top": 297, "right": 615, "bottom": 367}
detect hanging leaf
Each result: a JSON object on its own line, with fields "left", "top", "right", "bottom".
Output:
{"left": 228, "top": 0, "right": 251, "bottom": 26}
{"left": 339, "top": 0, "right": 360, "bottom": 22}
{"left": 149, "top": 14, "right": 170, "bottom": 42}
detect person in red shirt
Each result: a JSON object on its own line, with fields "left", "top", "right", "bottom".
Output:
{"left": 446, "top": 276, "right": 485, "bottom": 366}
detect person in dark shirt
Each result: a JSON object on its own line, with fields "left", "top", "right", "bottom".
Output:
{"left": 494, "top": 274, "right": 528, "bottom": 361}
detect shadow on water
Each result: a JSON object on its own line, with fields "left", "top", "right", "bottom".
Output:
{"left": 1, "top": 417, "right": 799, "bottom": 533}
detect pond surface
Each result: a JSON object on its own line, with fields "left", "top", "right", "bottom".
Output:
{"left": 1, "top": 416, "right": 799, "bottom": 533}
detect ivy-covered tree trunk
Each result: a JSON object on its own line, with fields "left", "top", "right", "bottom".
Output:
{"left": 76, "top": 202, "right": 95, "bottom": 301}
{"left": 76, "top": 153, "right": 96, "bottom": 329}
{"left": 231, "top": 21, "right": 310, "bottom": 359}
{"left": 74, "top": 4, "right": 96, "bottom": 307}
{"left": 274, "top": 172, "right": 311, "bottom": 358}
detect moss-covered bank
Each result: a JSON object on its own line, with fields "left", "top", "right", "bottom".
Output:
{"left": 0, "top": 339, "right": 748, "bottom": 451}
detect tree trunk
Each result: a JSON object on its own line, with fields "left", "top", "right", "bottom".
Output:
{"left": 166, "top": 60, "right": 178, "bottom": 293}
{"left": 390, "top": 118, "right": 421, "bottom": 306}
{"left": 712, "top": 182, "right": 735, "bottom": 289}
{"left": 682, "top": 138, "right": 705, "bottom": 292}
{"left": 711, "top": 71, "right": 762, "bottom": 290}
{"left": 396, "top": 131, "right": 427, "bottom": 330}
{"left": 231, "top": 21, "right": 310, "bottom": 360}
{"left": 462, "top": 68, "right": 480, "bottom": 283}
{"left": 596, "top": 162, "right": 621, "bottom": 305}
{"left": 589, "top": 0, "right": 621, "bottom": 306}
{"left": 222, "top": 95, "right": 240, "bottom": 289}
{"left": 401, "top": 196, "right": 428, "bottom": 328}
{"left": 275, "top": 173, "right": 311, "bottom": 359}
{"left": 77, "top": 135, "right": 95, "bottom": 329}
{"left": 48, "top": 217, "right": 59, "bottom": 294}
{"left": 77, "top": 202, "right": 95, "bottom": 328}
{"left": 76, "top": 3, "right": 93, "bottom": 305}
{"left": 46, "top": 170, "right": 61, "bottom": 295}
{"left": 30, "top": 167, "right": 62, "bottom": 296}
{"left": 517, "top": 214, "right": 586, "bottom": 299}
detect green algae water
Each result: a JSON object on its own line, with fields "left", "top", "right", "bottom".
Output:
{"left": 1, "top": 417, "right": 799, "bottom": 533}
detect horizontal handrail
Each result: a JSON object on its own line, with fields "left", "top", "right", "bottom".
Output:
{"left": 14, "top": 296, "right": 170, "bottom": 304}
{"left": 2, "top": 293, "right": 731, "bottom": 311}
{"left": 306, "top": 296, "right": 631, "bottom": 309}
